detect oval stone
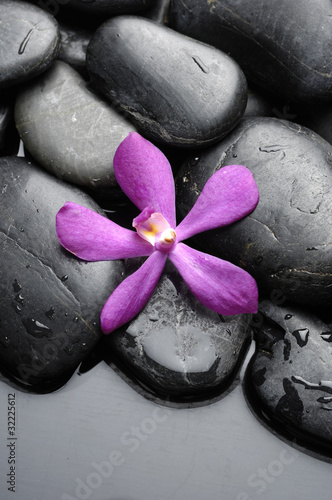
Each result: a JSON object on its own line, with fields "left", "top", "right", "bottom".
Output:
{"left": 0, "top": 0, "right": 60, "bottom": 89}
{"left": 0, "top": 156, "right": 124, "bottom": 391}
{"left": 245, "top": 301, "right": 332, "bottom": 456}
{"left": 176, "top": 117, "right": 332, "bottom": 306}
{"left": 104, "top": 260, "right": 252, "bottom": 400}
{"left": 15, "top": 61, "right": 136, "bottom": 192}
{"left": 86, "top": 16, "right": 247, "bottom": 148}
{"left": 169, "top": 0, "right": 332, "bottom": 103}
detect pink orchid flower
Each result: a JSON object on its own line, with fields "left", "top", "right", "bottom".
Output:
{"left": 56, "top": 132, "right": 259, "bottom": 334}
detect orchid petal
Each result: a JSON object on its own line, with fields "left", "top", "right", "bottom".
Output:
{"left": 56, "top": 202, "right": 153, "bottom": 261}
{"left": 113, "top": 132, "right": 176, "bottom": 227}
{"left": 176, "top": 165, "right": 259, "bottom": 242}
{"left": 169, "top": 243, "right": 258, "bottom": 315}
{"left": 101, "top": 251, "right": 167, "bottom": 334}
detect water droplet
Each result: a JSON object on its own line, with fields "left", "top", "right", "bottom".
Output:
{"left": 190, "top": 156, "right": 200, "bottom": 166}
{"left": 22, "top": 318, "right": 52, "bottom": 338}
{"left": 292, "top": 328, "right": 309, "bottom": 347}
{"left": 321, "top": 332, "right": 332, "bottom": 343}
{"left": 12, "top": 279, "right": 21, "bottom": 292}
{"left": 284, "top": 314, "right": 293, "bottom": 320}
{"left": 61, "top": 275, "right": 68, "bottom": 282}
{"left": 73, "top": 316, "right": 79, "bottom": 323}
{"left": 20, "top": 228, "right": 24, "bottom": 232}
{"left": 45, "top": 307, "right": 55, "bottom": 320}
{"left": 12, "top": 303, "right": 22, "bottom": 314}
{"left": 26, "top": 264, "right": 31, "bottom": 269}
{"left": 0, "top": 336, "right": 10, "bottom": 348}
{"left": 15, "top": 294, "right": 24, "bottom": 306}
{"left": 233, "top": 153, "right": 237, "bottom": 158}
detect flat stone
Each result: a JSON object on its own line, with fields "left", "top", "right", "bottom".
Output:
{"left": 169, "top": 0, "right": 332, "bottom": 103}
{"left": 0, "top": 0, "right": 60, "bottom": 89}
{"left": 175, "top": 117, "right": 332, "bottom": 306}
{"left": 0, "top": 156, "right": 124, "bottom": 392}
{"left": 104, "top": 261, "right": 252, "bottom": 401}
{"left": 245, "top": 300, "right": 332, "bottom": 456}
{"left": 86, "top": 16, "right": 247, "bottom": 148}
{"left": 15, "top": 61, "right": 137, "bottom": 193}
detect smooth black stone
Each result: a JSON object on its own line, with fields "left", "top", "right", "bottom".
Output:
{"left": 176, "top": 117, "right": 332, "bottom": 306}
{"left": 245, "top": 301, "right": 332, "bottom": 457}
{"left": 0, "top": 156, "right": 124, "bottom": 392}
{"left": 104, "top": 261, "right": 252, "bottom": 400}
{"left": 15, "top": 61, "right": 136, "bottom": 193}
{"left": 0, "top": 0, "right": 61, "bottom": 89}
{"left": 169, "top": 0, "right": 332, "bottom": 104}
{"left": 86, "top": 16, "right": 247, "bottom": 148}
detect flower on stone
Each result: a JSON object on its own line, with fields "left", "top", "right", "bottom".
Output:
{"left": 56, "top": 132, "right": 259, "bottom": 334}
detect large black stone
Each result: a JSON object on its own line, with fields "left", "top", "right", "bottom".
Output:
{"left": 0, "top": 0, "right": 61, "bottom": 89}
{"left": 176, "top": 117, "right": 332, "bottom": 306}
{"left": 0, "top": 156, "right": 124, "bottom": 392}
{"left": 245, "top": 301, "right": 332, "bottom": 457}
{"left": 104, "top": 261, "right": 252, "bottom": 401}
{"left": 86, "top": 15, "right": 247, "bottom": 148}
{"left": 15, "top": 61, "right": 136, "bottom": 193}
{"left": 169, "top": 0, "right": 332, "bottom": 103}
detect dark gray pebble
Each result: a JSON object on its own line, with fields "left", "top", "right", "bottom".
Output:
{"left": 87, "top": 15, "right": 248, "bottom": 148}
{"left": 15, "top": 61, "right": 136, "bottom": 192}
{"left": 176, "top": 117, "right": 332, "bottom": 306}
{"left": 104, "top": 261, "right": 252, "bottom": 401}
{"left": 0, "top": 0, "right": 60, "bottom": 89}
{"left": 0, "top": 156, "right": 124, "bottom": 392}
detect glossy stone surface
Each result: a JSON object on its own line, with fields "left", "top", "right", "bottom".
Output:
{"left": 15, "top": 61, "right": 136, "bottom": 193}
{"left": 0, "top": 0, "right": 60, "bottom": 89}
{"left": 0, "top": 156, "right": 124, "bottom": 391}
{"left": 245, "top": 301, "right": 332, "bottom": 456}
{"left": 169, "top": 0, "right": 332, "bottom": 103}
{"left": 87, "top": 16, "right": 247, "bottom": 148}
{"left": 176, "top": 117, "right": 332, "bottom": 306}
{"left": 105, "top": 261, "right": 252, "bottom": 400}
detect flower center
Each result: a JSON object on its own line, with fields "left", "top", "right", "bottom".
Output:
{"left": 133, "top": 207, "right": 177, "bottom": 252}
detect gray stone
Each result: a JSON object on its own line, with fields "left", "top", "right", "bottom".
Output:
{"left": 0, "top": 156, "right": 124, "bottom": 392}
{"left": 0, "top": 0, "right": 60, "bottom": 89}
{"left": 176, "top": 117, "right": 332, "bottom": 307}
{"left": 15, "top": 61, "right": 137, "bottom": 193}
{"left": 246, "top": 301, "right": 332, "bottom": 456}
{"left": 86, "top": 16, "right": 248, "bottom": 148}
{"left": 105, "top": 261, "right": 252, "bottom": 400}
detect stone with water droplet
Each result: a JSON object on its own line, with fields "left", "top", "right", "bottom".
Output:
{"left": 176, "top": 117, "right": 332, "bottom": 307}
{"left": 0, "top": 0, "right": 60, "bottom": 90}
{"left": 246, "top": 300, "right": 332, "bottom": 456}
{"left": 15, "top": 60, "right": 137, "bottom": 194}
{"left": 0, "top": 156, "right": 124, "bottom": 392}
{"left": 86, "top": 15, "right": 247, "bottom": 148}
{"left": 104, "top": 261, "right": 252, "bottom": 401}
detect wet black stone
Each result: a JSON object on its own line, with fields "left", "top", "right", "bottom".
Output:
{"left": 245, "top": 301, "right": 332, "bottom": 456}
{"left": 0, "top": 156, "right": 124, "bottom": 392}
{"left": 169, "top": 0, "right": 332, "bottom": 103}
{"left": 15, "top": 61, "right": 136, "bottom": 193}
{"left": 0, "top": 0, "right": 61, "bottom": 89}
{"left": 86, "top": 16, "right": 247, "bottom": 148}
{"left": 104, "top": 261, "right": 252, "bottom": 401}
{"left": 176, "top": 117, "right": 332, "bottom": 307}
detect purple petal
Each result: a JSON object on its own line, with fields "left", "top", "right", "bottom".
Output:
{"left": 176, "top": 165, "right": 259, "bottom": 242}
{"left": 113, "top": 132, "right": 176, "bottom": 227}
{"left": 56, "top": 202, "right": 153, "bottom": 261}
{"left": 101, "top": 251, "right": 167, "bottom": 334}
{"left": 169, "top": 243, "right": 258, "bottom": 315}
